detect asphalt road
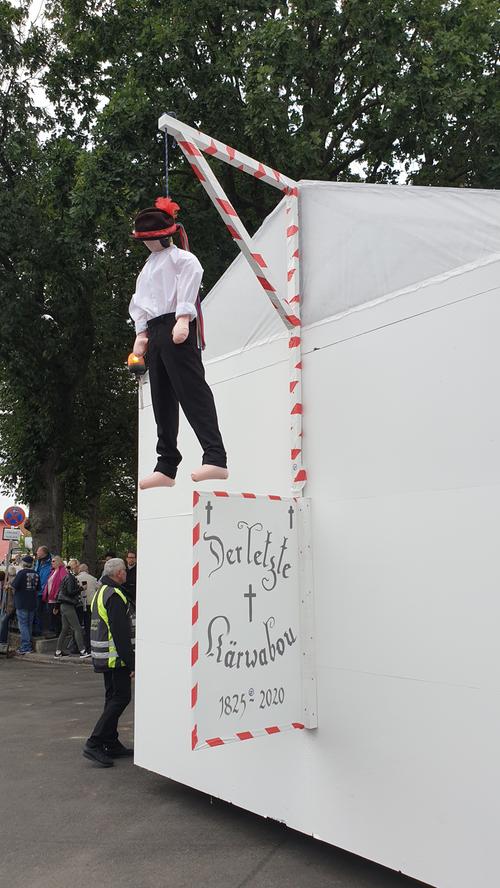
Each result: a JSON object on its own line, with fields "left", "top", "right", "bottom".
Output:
{"left": 1, "top": 659, "right": 431, "bottom": 888}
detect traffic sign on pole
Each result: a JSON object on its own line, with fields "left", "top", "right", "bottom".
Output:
{"left": 3, "top": 506, "right": 26, "bottom": 528}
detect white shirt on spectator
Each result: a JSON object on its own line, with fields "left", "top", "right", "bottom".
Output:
{"left": 77, "top": 571, "right": 98, "bottom": 610}
{"left": 128, "top": 245, "right": 203, "bottom": 334}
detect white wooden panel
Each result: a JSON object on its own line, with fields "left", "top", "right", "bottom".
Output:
{"left": 136, "top": 223, "right": 500, "bottom": 888}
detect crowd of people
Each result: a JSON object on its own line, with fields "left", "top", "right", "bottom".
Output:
{"left": 1, "top": 547, "right": 137, "bottom": 767}
{"left": 0, "top": 547, "right": 137, "bottom": 657}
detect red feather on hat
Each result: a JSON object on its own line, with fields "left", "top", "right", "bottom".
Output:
{"left": 155, "top": 196, "right": 180, "bottom": 218}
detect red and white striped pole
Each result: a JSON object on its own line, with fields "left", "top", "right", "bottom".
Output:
{"left": 285, "top": 187, "right": 306, "bottom": 492}
{"left": 191, "top": 491, "right": 201, "bottom": 750}
{"left": 158, "top": 114, "right": 307, "bottom": 496}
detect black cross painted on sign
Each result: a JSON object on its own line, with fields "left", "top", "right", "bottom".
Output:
{"left": 288, "top": 505, "right": 294, "bottom": 530}
{"left": 244, "top": 584, "right": 256, "bottom": 623}
{"left": 205, "top": 500, "right": 213, "bottom": 525}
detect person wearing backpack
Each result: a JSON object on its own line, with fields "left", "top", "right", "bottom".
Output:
{"left": 53, "top": 569, "right": 90, "bottom": 659}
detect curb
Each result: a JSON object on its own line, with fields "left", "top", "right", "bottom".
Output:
{"left": 11, "top": 652, "right": 93, "bottom": 666}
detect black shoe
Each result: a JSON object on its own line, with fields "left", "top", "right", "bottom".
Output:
{"left": 103, "top": 741, "right": 134, "bottom": 758}
{"left": 82, "top": 744, "right": 114, "bottom": 767}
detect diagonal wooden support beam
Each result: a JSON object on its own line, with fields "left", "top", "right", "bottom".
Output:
{"left": 173, "top": 136, "right": 299, "bottom": 330}
{"left": 158, "top": 113, "right": 296, "bottom": 192}
{"left": 158, "top": 114, "right": 306, "bottom": 493}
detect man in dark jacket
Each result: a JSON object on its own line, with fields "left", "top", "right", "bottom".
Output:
{"left": 83, "top": 558, "right": 135, "bottom": 768}
{"left": 124, "top": 550, "right": 137, "bottom": 603}
{"left": 12, "top": 555, "right": 39, "bottom": 654}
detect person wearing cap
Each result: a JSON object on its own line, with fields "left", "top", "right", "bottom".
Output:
{"left": 129, "top": 196, "right": 228, "bottom": 490}
{"left": 11, "top": 555, "right": 40, "bottom": 654}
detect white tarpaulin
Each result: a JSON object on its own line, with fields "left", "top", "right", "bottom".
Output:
{"left": 203, "top": 181, "right": 500, "bottom": 360}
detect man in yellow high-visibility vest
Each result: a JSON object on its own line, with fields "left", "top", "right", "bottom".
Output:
{"left": 83, "top": 558, "right": 135, "bottom": 768}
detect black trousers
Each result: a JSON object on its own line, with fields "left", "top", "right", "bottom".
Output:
{"left": 43, "top": 602, "right": 61, "bottom": 637}
{"left": 87, "top": 668, "right": 132, "bottom": 747}
{"left": 83, "top": 609, "right": 91, "bottom": 652}
{"left": 147, "top": 313, "right": 227, "bottom": 478}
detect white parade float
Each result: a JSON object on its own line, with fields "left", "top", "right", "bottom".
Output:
{"left": 134, "top": 115, "right": 500, "bottom": 888}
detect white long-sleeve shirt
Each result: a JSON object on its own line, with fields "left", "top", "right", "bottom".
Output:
{"left": 128, "top": 245, "right": 203, "bottom": 334}
{"left": 77, "top": 571, "right": 98, "bottom": 610}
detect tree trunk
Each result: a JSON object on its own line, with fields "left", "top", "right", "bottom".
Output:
{"left": 29, "top": 457, "right": 65, "bottom": 554}
{"left": 81, "top": 495, "right": 99, "bottom": 575}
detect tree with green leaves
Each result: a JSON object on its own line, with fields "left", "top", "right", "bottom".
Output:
{"left": 1, "top": 0, "right": 498, "bottom": 568}
{"left": 0, "top": 2, "right": 138, "bottom": 567}
{"left": 45, "top": 0, "right": 499, "bottom": 191}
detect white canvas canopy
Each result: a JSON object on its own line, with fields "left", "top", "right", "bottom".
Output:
{"left": 203, "top": 180, "right": 500, "bottom": 358}
{"left": 135, "top": 179, "right": 500, "bottom": 888}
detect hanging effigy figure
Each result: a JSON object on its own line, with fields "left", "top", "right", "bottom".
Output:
{"left": 129, "top": 197, "right": 228, "bottom": 490}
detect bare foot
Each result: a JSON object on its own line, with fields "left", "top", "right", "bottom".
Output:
{"left": 139, "top": 472, "right": 175, "bottom": 490}
{"left": 191, "top": 465, "right": 229, "bottom": 483}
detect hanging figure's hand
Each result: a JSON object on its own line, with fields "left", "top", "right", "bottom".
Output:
{"left": 133, "top": 331, "right": 149, "bottom": 357}
{"left": 172, "top": 315, "right": 190, "bottom": 344}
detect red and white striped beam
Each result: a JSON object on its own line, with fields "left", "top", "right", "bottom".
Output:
{"left": 158, "top": 113, "right": 296, "bottom": 193}
{"left": 191, "top": 490, "right": 201, "bottom": 750}
{"left": 171, "top": 137, "right": 299, "bottom": 331}
{"left": 285, "top": 188, "right": 306, "bottom": 492}
{"left": 202, "top": 723, "right": 305, "bottom": 748}
{"left": 159, "top": 115, "right": 306, "bottom": 494}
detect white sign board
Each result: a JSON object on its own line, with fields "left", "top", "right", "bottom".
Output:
{"left": 192, "top": 491, "right": 309, "bottom": 750}
{"left": 2, "top": 527, "right": 21, "bottom": 541}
